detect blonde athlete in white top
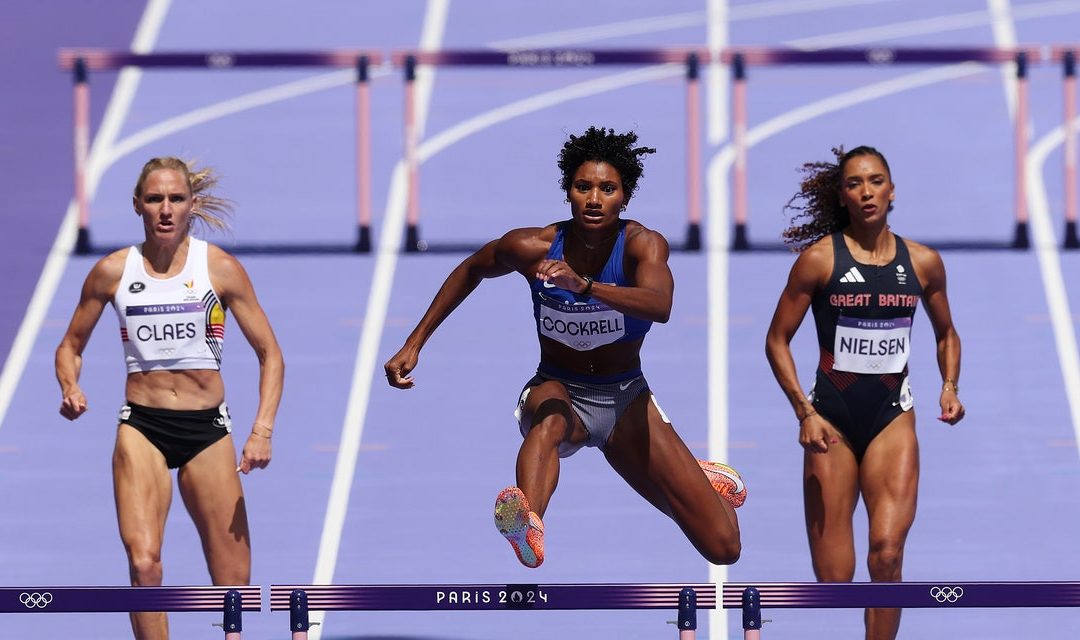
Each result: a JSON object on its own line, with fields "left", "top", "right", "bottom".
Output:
{"left": 55, "top": 157, "right": 284, "bottom": 640}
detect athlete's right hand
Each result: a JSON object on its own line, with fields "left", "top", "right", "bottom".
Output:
{"left": 798, "top": 414, "right": 837, "bottom": 453}
{"left": 383, "top": 347, "right": 418, "bottom": 389}
{"left": 59, "top": 389, "right": 88, "bottom": 420}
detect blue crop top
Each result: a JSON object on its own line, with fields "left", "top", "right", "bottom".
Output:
{"left": 530, "top": 220, "right": 653, "bottom": 351}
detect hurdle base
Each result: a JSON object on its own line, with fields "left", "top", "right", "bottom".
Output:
{"left": 1011, "top": 221, "right": 1029, "bottom": 249}
{"left": 75, "top": 227, "right": 92, "bottom": 255}
{"left": 1065, "top": 221, "right": 1079, "bottom": 249}
{"left": 684, "top": 223, "right": 701, "bottom": 251}
{"left": 356, "top": 224, "right": 371, "bottom": 253}
{"left": 404, "top": 224, "right": 424, "bottom": 252}
{"left": 732, "top": 223, "right": 750, "bottom": 251}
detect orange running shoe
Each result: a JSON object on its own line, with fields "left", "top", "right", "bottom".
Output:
{"left": 697, "top": 460, "right": 747, "bottom": 509}
{"left": 494, "top": 487, "right": 545, "bottom": 568}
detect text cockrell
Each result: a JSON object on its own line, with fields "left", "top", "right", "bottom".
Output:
{"left": 540, "top": 316, "right": 623, "bottom": 336}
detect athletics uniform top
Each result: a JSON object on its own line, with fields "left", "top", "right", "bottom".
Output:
{"left": 112, "top": 238, "right": 226, "bottom": 373}
{"left": 807, "top": 231, "right": 923, "bottom": 460}
{"left": 811, "top": 231, "right": 922, "bottom": 389}
{"left": 530, "top": 220, "right": 652, "bottom": 353}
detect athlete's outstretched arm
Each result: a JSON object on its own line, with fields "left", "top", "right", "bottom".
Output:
{"left": 765, "top": 243, "right": 836, "bottom": 452}
{"left": 55, "top": 253, "right": 123, "bottom": 420}
{"left": 384, "top": 231, "right": 533, "bottom": 388}
{"left": 912, "top": 244, "right": 964, "bottom": 425}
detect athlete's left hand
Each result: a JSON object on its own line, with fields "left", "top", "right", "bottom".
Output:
{"left": 238, "top": 431, "right": 272, "bottom": 473}
{"left": 938, "top": 390, "right": 965, "bottom": 425}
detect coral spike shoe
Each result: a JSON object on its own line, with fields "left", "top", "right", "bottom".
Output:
{"left": 697, "top": 460, "right": 747, "bottom": 509}
{"left": 494, "top": 487, "right": 545, "bottom": 568}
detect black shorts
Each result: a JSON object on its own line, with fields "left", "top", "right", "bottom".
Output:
{"left": 118, "top": 402, "right": 232, "bottom": 469}
{"left": 810, "top": 371, "right": 913, "bottom": 462}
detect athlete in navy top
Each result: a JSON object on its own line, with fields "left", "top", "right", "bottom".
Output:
{"left": 766, "top": 146, "right": 964, "bottom": 640}
{"left": 808, "top": 230, "right": 923, "bottom": 461}
{"left": 385, "top": 126, "right": 743, "bottom": 569}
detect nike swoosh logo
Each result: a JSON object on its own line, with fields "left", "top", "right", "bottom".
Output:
{"left": 542, "top": 280, "right": 557, "bottom": 288}
{"left": 619, "top": 381, "right": 633, "bottom": 391}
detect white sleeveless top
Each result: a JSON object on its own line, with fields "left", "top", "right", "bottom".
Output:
{"left": 112, "top": 238, "right": 225, "bottom": 373}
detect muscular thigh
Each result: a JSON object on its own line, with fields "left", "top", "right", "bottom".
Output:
{"left": 113, "top": 424, "right": 172, "bottom": 542}
{"left": 177, "top": 435, "right": 246, "bottom": 532}
{"left": 517, "top": 379, "right": 587, "bottom": 441}
{"left": 604, "top": 392, "right": 704, "bottom": 514}
{"left": 859, "top": 411, "right": 919, "bottom": 536}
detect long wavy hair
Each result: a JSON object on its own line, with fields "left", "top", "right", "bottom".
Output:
{"left": 133, "top": 157, "right": 233, "bottom": 234}
{"left": 781, "top": 145, "right": 892, "bottom": 251}
{"left": 557, "top": 126, "right": 656, "bottom": 201}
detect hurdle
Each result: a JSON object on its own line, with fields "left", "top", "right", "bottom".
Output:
{"left": 726, "top": 581, "right": 1080, "bottom": 637}
{"left": 271, "top": 583, "right": 714, "bottom": 638}
{"left": 2, "top": 585, "right": 261, "bottom": 638}
{"left": 1053, "top": 46, "right": 1080, "bottom": 249}
{"left": 389, "top": 48, "right": 708, "bottom": 252}
{"left": 57, "top": 49, "right": 384, "bottom": 254}
{"left": 722, "top": 46, "right": 1044, "bottom": 250}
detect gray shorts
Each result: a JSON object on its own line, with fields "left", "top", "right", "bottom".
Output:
{"left": 515, "top": 370, "right": 650, "bottom": 458}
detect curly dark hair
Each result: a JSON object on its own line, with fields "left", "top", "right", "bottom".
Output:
{"left": 557, "top": 126, "right": 656, "bottom": 201}
{"left": 781, "top": 145, "right": 892, "bottom": 251}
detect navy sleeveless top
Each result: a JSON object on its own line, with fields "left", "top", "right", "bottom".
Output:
{"left": 530, "top": 220, "right": 653, "bottom": 352}
{"left": 811, "top": 231, "right": 923, "bottom": 382}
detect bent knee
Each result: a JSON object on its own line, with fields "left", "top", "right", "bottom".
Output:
{"left": 703, "top": 536, "right": 742, "bottom": 566}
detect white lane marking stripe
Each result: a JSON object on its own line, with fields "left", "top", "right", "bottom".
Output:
{"left": 0, "top": 0, "right": 171, "bottom": 431}
{"left": 307, "top": 1, "right": 449, "bottom": 637}
{"left": 1027, "top": 119, "right": 1080, "bottom": 455}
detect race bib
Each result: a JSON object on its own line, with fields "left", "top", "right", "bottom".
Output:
{"left": 538, "top": 301, "right": 625, "bottom": 351}
{"left": 833, "top": 316, "right": 912, "bottom": 374}
{"left": 124, "top": 302, "right": 207, "bottom": 359}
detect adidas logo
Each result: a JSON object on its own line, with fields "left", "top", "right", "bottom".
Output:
{"left": 839, "top": 267, "right": 865, "bottom": 283}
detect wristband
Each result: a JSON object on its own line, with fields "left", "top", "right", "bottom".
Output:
{"left": 580, "top": 275, "right": 594, "bottom": 296}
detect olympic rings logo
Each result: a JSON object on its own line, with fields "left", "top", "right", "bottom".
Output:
{"left": 929, "top": 586, "right": 964, "bottom": 603}
{"left": 19, "top": 592, "right": 53, "bottom": 609}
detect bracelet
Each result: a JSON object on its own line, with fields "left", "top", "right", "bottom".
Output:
{"left": 252, "top": 422, "right": 274, "bottom": 438}
{"left": 580, "top": 275, "right": 594, "bottom": 296}
{"left": 799, "top": 410, "right": 818, "bottom": 425}
{"left": 942, "top": 378, "right": 959, "bottom": 393}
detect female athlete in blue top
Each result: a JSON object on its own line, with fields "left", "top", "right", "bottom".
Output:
{"left": 385, "top": 126, "right": 743, "bottom": 568}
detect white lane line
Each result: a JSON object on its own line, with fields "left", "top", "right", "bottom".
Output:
{"left": 307, "top": 1, "right": 448, "bottom": 637}
{"left": 105, "top": 69, "right": 360, "bottom": 167}
{"left": 787, "top": 0, "right": 1080, "bottom": 50}
{"left": 987, "top": 0, "right": 1019, "bottom": 118}
{"left": 707, "top": 0, "right": 730, "bottom": 145}
{"left": 1027, "top": 119, "right": 1080, "bottom": 453}
{"left": 0, "top": 0, "right": 171, "bottom": 431}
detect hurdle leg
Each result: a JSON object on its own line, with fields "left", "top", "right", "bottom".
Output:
{"left": 742, "top": 586, "right": 761, "bottom": 639}
{"left": 221, "top": 589, "right": 242, "bottom": 640}
{"left": 676, "top": 587, "right": 697, "bottom": 639}
{"left": 290, "top": 589, "right": 312, "bottom": 640}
